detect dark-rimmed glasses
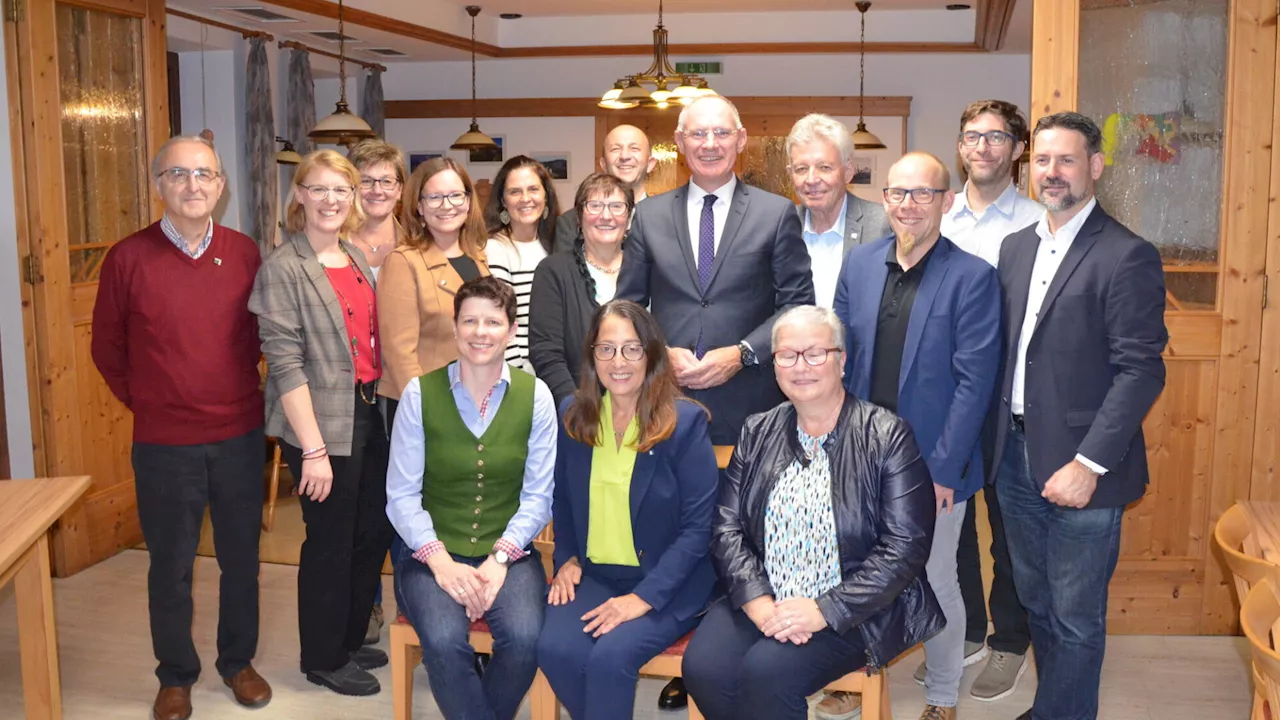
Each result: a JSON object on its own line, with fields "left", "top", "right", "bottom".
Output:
{"left": 773, "top": 347, "right": 842, "bottom": 368}
{"left": 360, "top": 176, "right": 401, "bottom": 191}
{"left": 421, "top": 191, "right": 470, "bottom": 209}
{"left": 583, "top": 201, "right": 629, "bottom": 217}
{"left": 157, "top": 167, "right": 221, "bottom": 186}
{"left": 593, "top": 343, "right": 645, "bottom": 362}
{"left": 883, "top": 188, "right": 947, "bottom": 205}
{"left": 960, "top": 130, "right": 1015, "bottom": 148}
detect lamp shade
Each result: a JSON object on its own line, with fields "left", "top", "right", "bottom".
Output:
{"left": 450, "top": 121, "right": 497, "bottom": 150}
{"left": 276, "top": 148, "right": 302, "bottom": 165}
{"left": 852, "top": 120, "right": 887, "bottom": 150}
{"left": 309, "top": 101, "right": 376, "bottom": 145}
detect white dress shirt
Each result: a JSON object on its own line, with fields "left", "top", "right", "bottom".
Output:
{"left": 941, "top": 181, "right": 1043, "bottom": 269}
{"left": 1011, "top": 197, "right": 1107, "bottom": 474}
{"left": 802, "top": 195, "right": 847, "bottom": 309}
{"left": 687, "top": 176, "right": 738, "bottom": 257}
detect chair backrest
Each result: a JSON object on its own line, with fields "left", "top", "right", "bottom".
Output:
{"left": 1215, "top": 504, "right": 1275, "bottom": 604}
{"left": 1241, "top": 580, "right": 1280, "bottom": 708}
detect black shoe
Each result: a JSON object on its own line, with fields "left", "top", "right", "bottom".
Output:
{"left": 474, "top": 652, "right": 491, "bottom": 677}
{"left": 305, "top": 661, "right": 381, "bottom": 696}
{"left": 350, "top": 646, "right": 388, "bottom": 671}
{"left": 658, "top": 678, "right": 687, "bottom": 710}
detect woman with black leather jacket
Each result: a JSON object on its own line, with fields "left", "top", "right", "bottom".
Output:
{"left": 682, "top": 305, "right": 946, "bottom": 720}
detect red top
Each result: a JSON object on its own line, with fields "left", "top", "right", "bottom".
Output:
{"left": 325, "top": 262, "right": 381, "bottom": 384}
{"left": 90, "top": 222, "right": 264, "bottom": 445}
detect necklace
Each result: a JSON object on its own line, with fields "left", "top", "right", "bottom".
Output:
{"left": 585, "top": 252, "right": 622, "bottom": 275}
{"left": 327, "top": 247, "right": 379, "bottom": 404}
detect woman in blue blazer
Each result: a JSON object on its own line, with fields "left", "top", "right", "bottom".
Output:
{"left": 536, "top": 299, "right": 719, "bottom": 720}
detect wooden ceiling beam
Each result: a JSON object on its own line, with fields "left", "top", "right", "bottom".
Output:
{"left": 386, "top": 95, "right": 913, "bottom": 120}
{"left": 974, "top": 0, "right": 1018, "bottom": 52}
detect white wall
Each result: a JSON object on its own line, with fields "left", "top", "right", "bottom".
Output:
{"left": 0, "top": 25, "right": 33, "bottom": 477}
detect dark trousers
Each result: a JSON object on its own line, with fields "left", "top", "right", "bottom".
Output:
{"left": 281, "top": 394, "right": 393, "bottom": 672}
{"left": 956, "top": 483, "right": 1031, "bottom": 653}
{"left": 133, "top": 426, "right": 265, "bottom": 688}
{"left": 998, "top": 421, "right": 1123, "bottom": 720}
{"left": 683, "top": 598, "right": 868, "bottom": 720}
{"left": 538, "top": 567, "right": 699, "bottom": 720}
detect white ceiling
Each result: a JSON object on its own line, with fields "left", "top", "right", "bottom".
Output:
{"left": 437, "top": 0, "right": 963, "bottom": 15}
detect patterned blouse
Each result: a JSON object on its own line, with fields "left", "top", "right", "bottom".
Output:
{"left": 764, "top": 426, "right": 842, "bottom": 600}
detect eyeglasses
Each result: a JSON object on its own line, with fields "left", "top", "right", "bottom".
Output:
{"left": 883, "top": 188, "right": 947, "bottom": 205}
{"left": 156, "top": 167, "right": 222, "bottom": 186}
{"left": 680, "top": 128, "right": 738, "bottom": 142}
{"left": 960, "top": 130, "right": 1016, "bottom": 148}
{"left": 773, "top": 347, "right": 843, "bottom": 368}
{"left": 360, "top": 176, "right": 401, "bottom": 191}
{"left": 421, "top": 191, "right": 470, "bottom": 209}
{"left": 593, "top": 343, "right": 646, "bottom": 362}
{"left": 583, "top": 201, "right": 629, "bottom": 217}
{"left": 300, "top": 184, "right": 355, "bottom": 202}
{"left": 788, "top": 163, "right": 840, "bottom": 178}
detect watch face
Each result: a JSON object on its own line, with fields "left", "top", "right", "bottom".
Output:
{"left": 495, "top": 550, "right": 510, "bottom": 565}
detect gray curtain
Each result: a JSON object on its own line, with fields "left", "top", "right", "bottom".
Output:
{"left": 286, "top": 48, "right": 316, "bottom": 155}
{"left": 362, "top": 68, "right": 385, "bottom": 138}
{"left": 244, "top": 37, "right": 277, "bottom": 256}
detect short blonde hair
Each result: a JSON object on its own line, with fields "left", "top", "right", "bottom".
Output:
{"left": 347, "top": 139, "right": 407, "bottom": 186}
{"left": 285, "top": 149, "right": 366, "bottom": 237}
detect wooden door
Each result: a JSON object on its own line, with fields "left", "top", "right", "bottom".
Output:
{"left": 5, "top": 0, "right": 168, "bottom": 576}
{"left": 1031, "top": 0, "right": 1272, "bottom": 634}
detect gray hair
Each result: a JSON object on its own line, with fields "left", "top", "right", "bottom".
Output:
{"left": 771, "top": 305, "right": 845, "bottom": 350}
{"left": 676, "top": 96, "right": 744, "bottom": 133}
{"left": 151, "top": 135, "right": 224, "bottom": 179}
{"left": 785, "top": 114, "right": 855, "bottom": 167}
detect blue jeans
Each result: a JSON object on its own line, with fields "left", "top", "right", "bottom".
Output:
{"left": 396, "top": 551, "right": 546, "bottom": 720}
{"left": 997, "top": 422, "right": 1123, "bottom": 720}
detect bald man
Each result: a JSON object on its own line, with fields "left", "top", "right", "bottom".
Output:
{"left": 553, "top": 124, "right": 657, "bottom": 253}
{"left": 833, "top": 153, "right": 1001, "bottom": 720}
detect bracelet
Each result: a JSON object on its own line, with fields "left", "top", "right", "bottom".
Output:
{"left": 301, "top": 452, "right": 328, "bottom": 462}
{"left": 301, "top": 444, "right": 327, "bottom": 457}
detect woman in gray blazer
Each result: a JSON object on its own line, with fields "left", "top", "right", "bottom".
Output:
{"left": 249, "top": 150, "right": 392, "bottom": 697}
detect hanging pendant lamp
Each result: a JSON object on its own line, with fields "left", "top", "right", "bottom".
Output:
{"left": 852, "top": 2, "right": 886, "bottom": 150}
{"left": 451, "top": 6, "right": 497, "bottom": 150}
{"left": 597, "top": 0, "right": 716, "bottom": 110}
{"left": 309, "top": 0, "right": 376, "bottom": 146}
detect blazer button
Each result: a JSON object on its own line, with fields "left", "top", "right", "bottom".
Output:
{"left": 701, "top": 301, "right": 709, "bottom": 308}
{"left": 440, "top": 279, "right": 447, "bottom": 287}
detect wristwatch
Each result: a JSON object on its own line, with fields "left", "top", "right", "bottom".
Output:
{"left": 738, "top": 341, "right": 759, "bottom": 367}
{"left": 493, "top": 550, "right": 511, "bottom": 567}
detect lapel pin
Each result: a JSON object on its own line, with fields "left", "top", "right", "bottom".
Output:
{"left": 213, "top": 258, "right": 222, "bottom": 266}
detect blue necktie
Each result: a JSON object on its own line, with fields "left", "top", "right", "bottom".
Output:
{"left": 695, "top": 194, "right": 717, "bottom": 358}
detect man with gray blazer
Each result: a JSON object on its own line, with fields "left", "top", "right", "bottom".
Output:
{"left": 617, "top": 96, "right": 815, "bottom": 449}
{"left": 786, "top": 114, "right": 892, "bottom": 308}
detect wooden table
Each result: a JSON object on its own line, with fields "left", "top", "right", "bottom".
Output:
{"left": 714, "top": 445, "right": 734, "bottom": 470}
{"left": 0, "top": 476, "right": 91, "bottom": 720}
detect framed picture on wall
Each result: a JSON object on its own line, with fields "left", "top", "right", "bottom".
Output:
{"left": 469, "top": 136, "right": 505, "bottom": 164}
{"left": 530, "top": 152, "right": 570, "bottom": 181}
{"left": 851, "top": 154, "right": 876, "bottom": 186}
{"left": 408, "top": 151, "right": 444, "bottom": 172}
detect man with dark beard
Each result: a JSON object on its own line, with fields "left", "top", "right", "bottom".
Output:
{"left": 991, "top": 112, "right": 1167, "bottom": 720}
{"left": 834, "top": 152, "right": 1001, "bottom": 720}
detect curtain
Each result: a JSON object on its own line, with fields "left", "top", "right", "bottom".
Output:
{"left": 286, "top": 47, "right": 316, "bottom": 155}
{"left": 362, "top": 67, "right": 385, "bottom": 138}
{"left": 244, "top": 37, "right": 277, "bottom": 256}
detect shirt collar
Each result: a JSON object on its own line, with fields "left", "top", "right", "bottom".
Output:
{"left": 1035, "top": 196, "right": 1098, "bottom": 245}
{"left": 803, "top": 194, "right": 848, "bottom": 237}
{"left": 951, "top": 181, "right": 1020, "bottom": 221}
{"left": 688, "top": 176, "right": 737, "bottom": 206}
{"left": 447, "top": 360, "right": 512, "bottom": 390}
{"left": 634, "top": 189, "right": 648, "bottom": 203}
{"left": 160, "top": 213, "right": 213, "bottom": 243}
{"left": 884, "top": 237, "right": 939, "bottom": 275}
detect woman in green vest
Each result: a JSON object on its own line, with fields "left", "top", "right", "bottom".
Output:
{"left": 386, "top": 275, "right": 557, "bottom": 720}
{"left": 536, "top": 299, "right": 719, "bottom": 719}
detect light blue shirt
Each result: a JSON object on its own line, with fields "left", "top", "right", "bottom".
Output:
{"left": 385, "top": 361, "right": 557, "bottom": 555}
{"left": 941, "top": 181, "right": 1043, "bottom": 268}
{"left": 802, "top": 195, "right": 848, "bottom": 309}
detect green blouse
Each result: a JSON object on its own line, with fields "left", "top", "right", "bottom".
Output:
{"left": 586, "top": 393, "right": 641, "bottom": 567}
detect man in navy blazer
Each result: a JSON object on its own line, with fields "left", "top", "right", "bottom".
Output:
{"left": 834, "top": 152, "right": 1001, "bottom": 720}
{"left": 617, "top": 96, "right": 815, "bottom": 447}
{"left": 991, "top": 112, "right": 1167, "bottom": 720}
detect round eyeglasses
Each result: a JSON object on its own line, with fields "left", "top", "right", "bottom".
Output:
{"left": 593, "top": 343, "right": 645, "bottom": 362}
{"left": 300, "top": 184, "right": 355, "bottom": 202}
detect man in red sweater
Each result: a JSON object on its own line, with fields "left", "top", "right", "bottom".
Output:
{"left": 91, "top": 136, "right": 271, "bottom": 720}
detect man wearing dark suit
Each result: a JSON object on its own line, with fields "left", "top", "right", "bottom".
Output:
{"left": 553, "top": 124, "right": 656, "bottom": 254}
{"left": 786, "top": 113, "right": 892, "bottom": 310}
{"left": 615, "top": 95, "right": 814, "bottom": 710}
{"left": 834, "top": 152, "right": 1001, "bottom": 720}
{"left": 992, "top": 112, "right": 1167, "bottom": 720}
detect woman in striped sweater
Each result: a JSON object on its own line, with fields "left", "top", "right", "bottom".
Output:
{"left": 483, "top": 155, "right": 560, "bottom": 373}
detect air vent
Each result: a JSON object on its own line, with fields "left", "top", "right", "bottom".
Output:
{"left": 215, "top": 6, "right": 299, "bottom": 22}
{"left": 310, "top": 30, "right": 361, "bottom": 43}
{"left": 367, "top": 48, "right": 407, "bottom": 57}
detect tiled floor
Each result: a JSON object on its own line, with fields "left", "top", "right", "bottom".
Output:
{"left": 0, "top": 549, "right": 1256, "bottom": 719}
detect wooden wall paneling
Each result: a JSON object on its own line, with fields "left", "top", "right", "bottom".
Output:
{"left": 1253, "top": 4, "right": 1280, "bottom": 506}
{"left": 1200, "top": 0, "right": 1275, "bottom": 634}
{"left": 1029, "top": 0, "right": 1078, "bottom": 124}
{"left": 974, "top": 0, "right": 1019, "bottom": 52}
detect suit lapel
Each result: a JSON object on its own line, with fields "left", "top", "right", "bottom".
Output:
{"left": 843, "top": 191, "right": 863, "bottom": 256}
{"left": 851, "top": 242, "right": 892, "bottom": 400}
{"left": 292, "top": 232, "right": 350, "bottom": 341}
{"left": 900, "top": 240, "right": 951, "bottom": 393}
{"left": 1004, "top": 235, "right": 1036, "bottom": 364}
{"left": 670, "top": 184, "right": 700, "bottom": 292}
{"left": 628, "top": 446, "right": 658, "bottom": 523}
{"left": 1031, "top": 209, "right": 1103, "bottom": 338}
{"left": 706, "top": 180, "right": 750, "bottom": 291}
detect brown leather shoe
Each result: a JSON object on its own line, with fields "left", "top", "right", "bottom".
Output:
{"left": 222, "top": 666, "right": 273, "bottom": 708}
{"left": 153, "top": 686, "right": 192, "bottom": 720}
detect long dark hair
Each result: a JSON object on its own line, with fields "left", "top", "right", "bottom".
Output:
{"left": 483, "top": 155, "right": 559, "bottom": 254}
{"left": 564, "top": 300, "right": 702, "bottom": 451}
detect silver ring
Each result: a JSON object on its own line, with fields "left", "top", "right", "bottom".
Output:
{"left": 786, "top": 619, "right": 793, "bottom": 627}
{"left": 456, "top": 587, "right": 467, "bottom": 596}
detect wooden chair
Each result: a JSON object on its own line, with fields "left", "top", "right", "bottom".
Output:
{"left": 1240, "top": 578, "right": 1280, "bottom": 720}
{"left": 261, "top": 441, "right": 286, "bottom": 532}
{"left": 1215, "top": 503, "right": 1277, "bottom": 720}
